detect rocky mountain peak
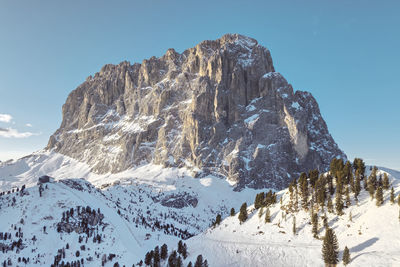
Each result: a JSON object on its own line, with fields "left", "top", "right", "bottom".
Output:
{"left": 47, "top": 34, "right": 346, "bottom": 189}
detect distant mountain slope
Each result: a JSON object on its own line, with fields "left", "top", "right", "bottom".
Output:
{"left": 46, "top": 34, "right": 346, "bottom": 189}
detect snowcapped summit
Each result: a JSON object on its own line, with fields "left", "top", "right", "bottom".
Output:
{"left": 45, "top": 34, "right": 346, "bottom": 190}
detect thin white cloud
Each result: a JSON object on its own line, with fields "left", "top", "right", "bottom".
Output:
{"left": 25, "top": 123, "right": 33, "bottom": 127}
{"left": 0, "top": 114, "right": 12, "bottom": 123}
{"left": 0, "top": 127, "right": 39, "bottom": 138}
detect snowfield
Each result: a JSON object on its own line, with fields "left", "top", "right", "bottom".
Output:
{"left": 0, "top": 151, "right": 399, "bottom": 266}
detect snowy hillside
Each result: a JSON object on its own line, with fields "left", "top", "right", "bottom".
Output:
{"left": 0, "top": 152, "right": 399, "bottom": 266}
{"left": 187, "top": 168, "right": 400, "bottom": 267}
{"left": 0, "top": 151, "right": 264, "bottom": 266}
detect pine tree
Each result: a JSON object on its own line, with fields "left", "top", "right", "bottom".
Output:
{"left": 327, "top": 195, "right": 334, "bottom": 213}
{"left": 312, "top": 212, "right": 318, "bottom": 238}
{"left": 176, "top": 256, "right": 183, "bottom": 267}
{"left": 194, "top": 255, "right": 203, "bottom": 267}
{"left": 299, "top": 172, "right": 309, "bottom": 209}
{"left": 265, "top": 208, "right": 271, "bottom": 223}
{"left": 160, "top": 244, "right": 168, "bottom": 260}
{"left": 214, "top": 214, "right": 221, "bottom": 226}
{"left": 292, "top": 216, "right": 296, "bottom": 235}
{"left": 342, "top": 246, "right": 350, "bottom": 265}
{"left": 390, "top": 187, "right": 395, "bottom": 204}
{"left": 238, "top": 202, "right": 248, "bottom": 223}
{"left": 345, "top": 186, "right": 351, "bottom": 207}
{"left": 153, "top": 246, "right": 160, "bottom": 266}
{"left": 335, "top": 192, "right": 344, "bottom": 216}
{"left": 230, "top": 208, "right": 235, "bottom": 216}
{"left": 398, "top": 194, "right": 400, "bottom": 206}
{"left": 383, "top": 173, "right": 390, "bottom": 190}
{"left": 321, "top": 228, "right": 339, "bottom": 266}
{"left": 354, "top": 173, "right": 361, "bottom": 201}
{"left": 375, "top": 186, "right": 384, "bottom": 207}
{"left": 368, "top": 183, "right": 375, "bottom": 199}
{"left": 258, "top": 207, "right": 264, "bottom": 218}
{"left": 144, "top": 251, "right": 153, "bottom": 266}
{"left": 323, "top": 213, "right": 328, "bottom": 229}
{"left": 254, "top": 192, "right": 265, "bottom": 209}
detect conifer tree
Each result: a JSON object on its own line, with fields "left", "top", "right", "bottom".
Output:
{"left": 299, "top": 173, "right": 309, "bottom": 209}
{"left": 383, "top": 173, "right": 390, "bottom": 190}
{"left": 342, "top": 246, "right": 350, "bottom": 266}
{"left": 258, "top": 207, "right": 264, "bottom": 218}
{"left": 292, "top": 216, "right": 296, "bottom": 235}
{"left": 368, "top": 183, "right": 375, "bottom": 199}
{"left": 230, "top": 208, "right": 235, "bottom": 216}
{"left": 160, "top": 244, "right": 168, "bottom": 260}
{"left": 265, "top": 208, "right": 271, "bottom": 223}
{"left": 335, "top": 193, "right": 344, "bottom": 216}
{"left": 323, "top": 213, "right": 329, "bottom": 229}
{"left": 327, "top": 195, "right": 334, "bottom": 214}
{"left": 390, "top": 187, "right": 395, "bottom": 204}
{"left": 345, "top": 187, "right": 351, "bottom": 207}
{"left": 214, "top": 214, "right": 221, "bottom": 226}
{"left": 354, "top": 173, "right": 361, "bottom": 201}
{"left": 398, "top": 194, "right": 400, "bottom": 206}
{"left": 322, "top": 228, "right": 339, "bottom": 266}
{"left": 238, "top": 202, "right": 248, "bottom": 223}
{"left": 312, "top": 212, "right": 318, "bottom": 238}
{"left": 375, "top": 186, "right": 384, "bottom": 206}
{"left": 254, "top": 192, "right": 265, "bottom": 209}
{"left": 194, "top": 255, "right": 203, "bottom": 267}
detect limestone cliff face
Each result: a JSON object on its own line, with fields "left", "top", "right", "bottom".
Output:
{"left": 47, "top": 34, "right": 346, "bottom": 189}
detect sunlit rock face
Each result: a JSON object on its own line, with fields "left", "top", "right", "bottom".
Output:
{"left": 47, "top": 34, "right": 346, "bottom": 189}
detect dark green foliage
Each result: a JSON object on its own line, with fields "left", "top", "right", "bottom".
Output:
{"left": 292, "top": 216, "right": 296, "bottom": 235}
{"left": 194, "top": 255, "right": 203, "bottom": 267}
{"left": 308, "top": 169, "right": 319, "bottom": 188}
{"left": 153, "top": 246, "right": 160, "bottom": 266}
{"left": 353, "top": 158, "right": 366, "bottom": 179}
{"left": 161, "top": 244, "right": 168, "bottom": 260}
{"left": 398, "top": 194, "right": 400, "bottom": 206}
{"left": 390, "top": 187, "right": 395, "bottom": 204}
{"left": 368, "top": 183, "right": 375, "bottom": 199}
{"left": 312, "top": 212, "right": 318, "bottom": 238}
{"left": 254, "top": 192, "right": 265, "bottom": 209}
{"left": 345, "top": 186, "right": 351, "bottom": 207}
{"left": 230, "top": 208, "right": 235, "bottom": 216}
{"left": 145, "top": 251, "right": 153, "bottom": 266}
{"left": 187, "top": 262, "right": 193, "bottom": 267}
{"left": 335, "top": 193, "right": 344, "bottom": 216}
{"left": 342, "top": 246, "right": 350, "bottom": 266}
{"left": 264, "top": 208, "right": 271, "bottom": 223}
{"left": 168, "top": 250, "right": 177, "bottom": 267}
{"left": 322, "top": 228, "right": 339, "bottom": 265}
{"left": 176, "top": 256, "right": 183, "bottom": 267}
{"left": 299, "top": 172, "right": 309, "bottom": 209}
{"left": 327, "top": 195, "right": 334, "bottom": 213}
{"left": 214, "top": 214, "right": 221, "bottom": 226}
{"left": 375, "top": 186, "right": 384, "bottom": 206}
{"left": 238, "top": 202, "right": 248, "bottom": 223}
{"left": 354, "top": 173, "right": 361, "bottom": 200}
{"left": 383, "top": 173, "right": 390, "bottom": 190}
{"left": 330, "top": 158, "right": 344, "bottom": 178}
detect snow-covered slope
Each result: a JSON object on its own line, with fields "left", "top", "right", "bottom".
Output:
{"left": 0, "top": 152, "right": 399, "bottom": 266}
{"left": 187, "top": 168, "right": 400, "bottom": 267}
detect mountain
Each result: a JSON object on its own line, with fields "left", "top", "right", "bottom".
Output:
{"left": 46, "top": 34, "right": 346, "bottom": 189}
{"left": 0, "top": 160, "right": 399, "bottom": 266}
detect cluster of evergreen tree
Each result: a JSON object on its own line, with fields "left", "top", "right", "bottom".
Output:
{"left": 140, "top": 240, "right": 207, "bottom": 267}
{"left": 254, "top": 190, "right": 277, "bottom": 209}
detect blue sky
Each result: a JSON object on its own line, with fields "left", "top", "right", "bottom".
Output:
{"left": 0, "top": 0, "right": 399, "bottom": 170}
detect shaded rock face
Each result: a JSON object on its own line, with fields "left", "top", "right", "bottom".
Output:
{"left": 47, "top": 34, "right": 346, "bottom": 189}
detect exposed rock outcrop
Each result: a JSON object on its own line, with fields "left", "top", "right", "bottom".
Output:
{"left": 47, "top": 34, "right": 346, "bottom": 189}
